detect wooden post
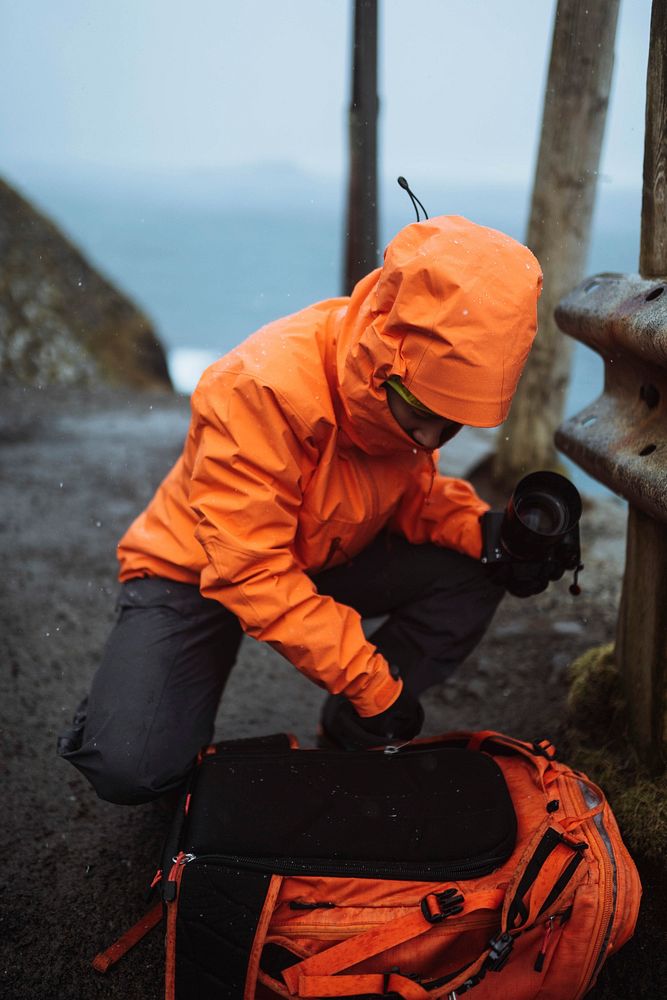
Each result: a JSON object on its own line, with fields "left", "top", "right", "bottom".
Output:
{"left": 492, "top": 0, "right": 620, "bottom": 489}
{"left": 343, "top": 0, "right": 379, "bottom": 295}
{"left": 615, "top": 0, "right": 667, "bottom": 773}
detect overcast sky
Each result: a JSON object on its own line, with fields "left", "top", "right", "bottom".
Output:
{"left": 0, "top": 0, "right": 652, "bottom": 191}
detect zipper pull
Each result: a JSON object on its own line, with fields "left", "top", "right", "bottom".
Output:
{"left": 145, "top": 867, "right": 163, "bottom": 903}
{"left": 164, "top": 852, "right": 195, "bottom": 903}
{"left": 383, "top": 739, "right": 415, "bottom": 755}
{"left": 534, "top": 915, "right": 555, "bottom": 972}
{"left": 324, "top": 536, "right": 342, "bottom": 568}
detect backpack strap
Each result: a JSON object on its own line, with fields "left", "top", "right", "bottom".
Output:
{"left": 245, "top": 876, "right": 284, "bottom": 1000}
{"left": 503, "top": 824, "right": 588, "bottom": 931}
{"left": 435, "top": 730, "right": 557, "bottom": 764}
{"left": 294, "top": 971, "right": 430, "bottom": 997}
{"left": 286, "top": 821, "right": 589, "bottom": 999}
{"left": 281, "top": 888, "right": 504, "bottom": 996}
{"left": 423, "top": 730, "right": 559, "bottom": 799}
{"left": 558, "top": 772, "right": 606, "bottom": 832}
{"left": 91, "top": 902, "right": 163, "bottom": 973}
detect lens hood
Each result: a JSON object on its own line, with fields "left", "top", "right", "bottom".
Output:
{"left": 501, "top": 471, "right": 582, "bottom": 561}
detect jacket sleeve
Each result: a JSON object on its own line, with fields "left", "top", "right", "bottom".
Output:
{"left": 188, "top": 369, "right": 401, "bottom": 718}
{"left": 389, "top": 460, "right": 489, "bottom": 559}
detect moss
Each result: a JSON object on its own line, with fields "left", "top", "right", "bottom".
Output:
{"left": 568, "top": 643, "right": 627, "bottom": 733}
{"left": 565, "top": 643, "right": 667, "bottom": 863}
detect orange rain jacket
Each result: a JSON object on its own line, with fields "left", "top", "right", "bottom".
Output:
{"left": 118, "top": 216, "right": 542, "bottom": 717}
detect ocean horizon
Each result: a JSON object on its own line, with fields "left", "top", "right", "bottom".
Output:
{"left": 7, "top": 164, "right": 643, "bottom": 497}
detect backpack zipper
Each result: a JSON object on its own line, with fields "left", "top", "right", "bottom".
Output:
{"left": 558, "top": 776, "right": 617, "bottom": 999}
{"left": 534, "top": 908, "right": 572, "bottom": 972}
{"left": 164, "top": 852, "right": 191, "bottom": 1000}
{"left": 578, "top": 784, "right": 618, "bottom": 995}
{"left": 269, "top": 909, "right": 498, "bottom": 941}
{"left": 175, "top": 851, "right": 508, "bottom": 882}
{"left": 181, "top": 748, "right": 514, "bottom": 881}
{"left": 195, "top": 744, "right": 493, "bottom": 762}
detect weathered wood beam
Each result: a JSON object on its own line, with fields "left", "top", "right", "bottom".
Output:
{"left": 616, "top": 0, "right": 667, "bottom": 773}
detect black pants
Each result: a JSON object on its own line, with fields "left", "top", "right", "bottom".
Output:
{"left": 58, "top": 534, "right": 504, "bottom": 804}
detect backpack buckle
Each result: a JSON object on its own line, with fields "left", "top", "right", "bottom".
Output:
{"left": 486, "top": 931, "right": 514, "bottom": 971}
{"left": 384, "top": 968, "right": 423, "bottom": 997}
{"left": 531, "top": 739, "right": 557, "bottom": 760}
{"left": 420, "top": 888, "right": 464, "bottom": 924}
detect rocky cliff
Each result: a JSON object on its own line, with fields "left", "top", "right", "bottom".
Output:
{"left": 0, "top": 177, "right": 172, "bottom": 389}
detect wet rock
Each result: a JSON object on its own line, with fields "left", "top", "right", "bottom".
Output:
{"left": 494, "top": 620, "right": 528, "bottom": 638}
{"left": 0, "top": 177, "right": 171, "bottom": 390}
{"left": 552, "top": 620, "right": 585, "bottom": 636}
{"left": 466, "top": 677, "right": 488, "bottom": 700}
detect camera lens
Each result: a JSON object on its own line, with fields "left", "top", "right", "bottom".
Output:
{"left": 499, "top": 471, "right": 582, "bottom": 560}
{"left": 515, "top": 492, "right": 568, "bottom": 536}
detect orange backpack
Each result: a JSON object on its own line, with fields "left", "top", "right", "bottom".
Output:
{"left": 94, "top": 730, "right": 641, "bottom": 999}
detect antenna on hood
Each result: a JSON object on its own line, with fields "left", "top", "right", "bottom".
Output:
{"left": 397, "top": 176, "right": 429, "bottom": 222}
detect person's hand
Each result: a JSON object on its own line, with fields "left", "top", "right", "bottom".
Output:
{"left": 490, "top": 558, "right": 564, "bottom": 598}
{"left": 320, "top": 685, "right": 424, "bottom": 751}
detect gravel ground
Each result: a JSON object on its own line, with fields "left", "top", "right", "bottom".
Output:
{"left": 0, "top": 385, "right": 657, "bottom": 999}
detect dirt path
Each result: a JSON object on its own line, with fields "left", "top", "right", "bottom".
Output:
{"left": 0, "top": 386, "right": 650, "bottom": 998}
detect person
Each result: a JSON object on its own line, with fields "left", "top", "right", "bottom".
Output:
{"left": 58, "top": 214, "right": 543, "bottom": 804}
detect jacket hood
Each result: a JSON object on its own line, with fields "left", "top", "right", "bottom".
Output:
{"left": 332, "top": 215, "right": 542, "bottom": 454}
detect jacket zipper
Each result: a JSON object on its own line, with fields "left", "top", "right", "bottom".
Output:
{"left": 425, "top": 453, "right": 436, "bottom": 502}
{"left": 176, "top": 851, "right": 508, "bottom": 882}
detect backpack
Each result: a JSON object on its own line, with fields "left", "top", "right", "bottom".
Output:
{"left": 93, "top": 730, "right": 641, "bottom": 999}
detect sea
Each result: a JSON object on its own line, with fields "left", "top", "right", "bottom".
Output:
{"left": 9, "top": 166, "right": 645, "bottom": 497}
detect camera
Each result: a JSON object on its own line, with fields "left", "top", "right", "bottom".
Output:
{"left": 481, "top": 471, "right": 583, "bottom": 596}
